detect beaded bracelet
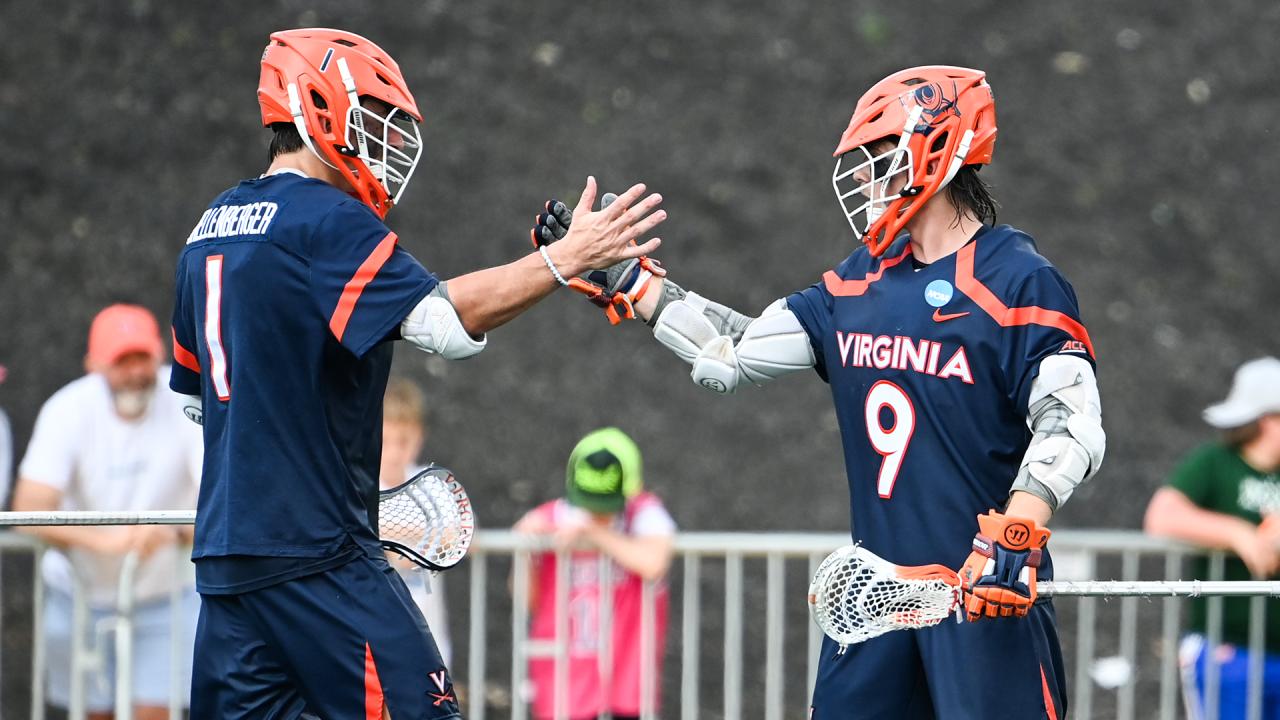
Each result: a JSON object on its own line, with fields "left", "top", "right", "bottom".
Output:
{"left": 539, "top": 246, "right": 569, "bottom": 287}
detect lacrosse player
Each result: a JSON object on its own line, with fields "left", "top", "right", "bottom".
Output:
{"left": 536, "top": 65, "right": 1103, "bottom": 719}
{"left": 169, "top": 29, "right": 664, "bottom": 720}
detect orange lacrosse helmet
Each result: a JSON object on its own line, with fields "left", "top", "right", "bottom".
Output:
{"left": 832, "top": 66, "right": 997, "bottom": 256}
{"left": 259, "top": 29, "right": 423, "bottom": 218}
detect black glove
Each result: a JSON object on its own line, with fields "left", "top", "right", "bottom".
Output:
{"left": 530, "top": 199, "right": 573, "bottom": 248}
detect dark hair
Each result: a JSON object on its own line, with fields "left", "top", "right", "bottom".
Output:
{"left": 1224, "top": 420, "right": 1263, "bottom": 450}
{"left": 946, "top": 164, "right": 999, "bottom": 228}
{"left": 268, "top": 122, "right": 305, "bottom": 162}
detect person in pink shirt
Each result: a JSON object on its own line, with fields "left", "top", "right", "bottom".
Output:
{"left": 513, "top": 428, "right": 676, "bottom": 720}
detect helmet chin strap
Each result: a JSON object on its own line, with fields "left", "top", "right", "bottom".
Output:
{"left": 938, "top": 129, "right": 975, "bottom": 189}
{"left": 337, "top": 58, "right": 384, "bottom": 184}
{"left": 286, "top": 83, "right": 340, "bottom": 171}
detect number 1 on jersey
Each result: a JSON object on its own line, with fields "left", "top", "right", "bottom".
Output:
{"left": 865, "top": 380, "right": 915, "bottom": 498}
{"left": 205, "top": 255, "right": 231, "bottom": 400}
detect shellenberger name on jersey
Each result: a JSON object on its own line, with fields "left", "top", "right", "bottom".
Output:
{"left": 836, "top": 331, "right": 973, "bottom": 384}
{"left": 186, "top": 202, "right": 280, "bottom": 244}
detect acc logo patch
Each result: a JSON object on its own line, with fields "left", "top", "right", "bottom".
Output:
{"left": 1060, "top": 340, "right": 1089, "bottom": 354}
{"left": 924, "top": 280, "right": 954, "bottom": 308}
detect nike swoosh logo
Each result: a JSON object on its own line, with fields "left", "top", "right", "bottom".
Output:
{"left": 933, "top": 309, "right": 969, "bottom": 322}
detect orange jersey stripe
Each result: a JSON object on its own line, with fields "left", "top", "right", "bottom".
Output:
{"left": 172, "top": 328, "right": 201, "bottom": 373}
{"left": 330, "top": 232, "right": 399, "bottom": 342}
{"left": 364, "top": 643, "right": 384, "bottom": 720}
{"left": 823, "top": 246, "right": 913, "bottom": 297}
{"left": 954, "top": 243, "right": 1094, "bottom": 357}
{"left": 1040, "top": 665, "right": 1059, "bottom": 720}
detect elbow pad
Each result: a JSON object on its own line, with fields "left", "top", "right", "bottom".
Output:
{"left": 179, "top": 394, "right": 203, "bottom": 425}
{"left": 653, "top": 293, "right": 815, "bottom": 394}
{"left": 1011, "top": 355, "right": 1106, "bottom": 511}
{"left": 400, "top": 283, "right": 487, "bottom": 360}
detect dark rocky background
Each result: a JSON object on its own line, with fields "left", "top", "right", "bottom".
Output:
{"left": 1, "top": 0, "right": 1277, "bottom": 717}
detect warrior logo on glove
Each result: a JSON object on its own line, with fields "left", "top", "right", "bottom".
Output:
{"left": 959, "top": 512, "right": 1051, "bottom": 621}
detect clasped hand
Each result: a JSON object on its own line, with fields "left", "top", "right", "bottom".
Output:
{"left": 541, "top": 177, "right": 665, "bottom": 279}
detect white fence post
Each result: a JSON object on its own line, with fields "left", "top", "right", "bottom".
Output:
{"left": 1206, "top": 551, "right": 1226, "bottom": 720}
{"left": 1247, "top": 590, "right": 1266, "bottom": 720}
{"left": 640, "top": 578, "right": 657, "bottom": 720}
{"left": 1073, "top": 550, "right": 1097, "bottom": 720}
{"left": 807, "top": 552, "right": 823, "bottom": 711}
{"left": 723, "top": 551, "right": 743, "bottom": 720}
{"left": 30, "top": 546, "right": 46, "bottom": 720}
{"left": 168, "top": 549, "right": 184, "bottom": 720}
{"left": 113, "top": 552, "right": 139, "bottom": 720}
{"left": 467, "top": 551, "right": 487, "bottom": 720}
{"left": 764, "top": 553, "right": 784, "bottom": 720}
{"left": 552, "top": 549, "right": 570, "bottom": 720}
{"left": 1159, "top": 551, "right": 1182, "bottom": 720}
{"left": 1117, "top": 549, "right": 1139, "bottom": 720}
{"left": 511, "top": 548, "right": 530, "bottom": 720}
{"left": 681, "top": 553, "right": 700, "bottom": 720}
{"left": 598, "top": 555, "right": 614, "bottom": 720}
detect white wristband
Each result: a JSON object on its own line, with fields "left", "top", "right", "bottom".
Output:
{"left": 539, "top": 246, "right": 569, "bottom": 287}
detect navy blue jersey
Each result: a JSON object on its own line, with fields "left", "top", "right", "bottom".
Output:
{"left": 787, "top": 225, "right": 1094, "bottom": 574}
{"left": 169, "top": 171, "right": 436, "bottom": 579}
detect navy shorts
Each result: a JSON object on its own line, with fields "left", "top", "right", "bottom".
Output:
{"left": 810, "top": 601, "right": 1067, "bottom": 720}
{"left": 191, "top": 553, "right": 460, "bottom": 720}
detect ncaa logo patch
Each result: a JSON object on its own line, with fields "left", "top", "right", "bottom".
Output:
{"left": 924, "top": 280, "right": 954, "bottom": 308}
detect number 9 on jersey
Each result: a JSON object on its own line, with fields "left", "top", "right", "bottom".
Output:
{"left": 865, "top": 380, "right": 915, "bottom": 498}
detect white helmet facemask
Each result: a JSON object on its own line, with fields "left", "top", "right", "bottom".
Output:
{"left": 831, "top": 104, "right": 924, "bottom": 240}
{"left": 337, "top": 58, "right": 423, "bottom": 205}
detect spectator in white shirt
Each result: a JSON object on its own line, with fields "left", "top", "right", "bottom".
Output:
{"left": 12, "top": 304, "right": 202, "bottom": 720}
{"left": 380, "top": 377, "right": 453, "bottom": 669}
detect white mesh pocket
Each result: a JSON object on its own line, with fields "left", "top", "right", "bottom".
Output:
{"left": 379, "top": 466, "right": 475, "bottom": 570}
{"left": 808, "top": 545, "right": 959, "bottom": 648}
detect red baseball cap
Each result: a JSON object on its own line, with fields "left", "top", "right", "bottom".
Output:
{"left": 87, "top": 304, "right": 165, "bottom": 366}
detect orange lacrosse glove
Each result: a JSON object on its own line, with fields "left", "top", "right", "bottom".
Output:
{"left": 959, "top": 512, "right": 1051, "bottom": 621}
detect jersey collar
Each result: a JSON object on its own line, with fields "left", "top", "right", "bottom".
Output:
{"left": 263, "top": 168, "right": 310, "bottom": 179}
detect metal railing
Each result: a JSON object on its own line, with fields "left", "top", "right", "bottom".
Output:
{"left": 0, "top": 532, "right": 190, "bottom": 720}
{"left": 466, "top": 530, "right": 1266, "bottom": 720}
{"left": 0, "top": 527, "right": 1272, "bottom": 720}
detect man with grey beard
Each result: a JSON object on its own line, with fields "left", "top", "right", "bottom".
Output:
{"left": 12, "top": 304, "right": 202, "bottom": 720}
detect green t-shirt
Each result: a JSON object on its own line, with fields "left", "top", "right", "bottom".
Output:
{"left": 1168, "top": 442, "right": 1280, "bottom": 650}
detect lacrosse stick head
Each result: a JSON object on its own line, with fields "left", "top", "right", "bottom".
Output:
{"left": 379, "top": 465, "right": 474, "bottom": 571}
{"left": 808, "top": 545, "right": 962, "bottom": 648}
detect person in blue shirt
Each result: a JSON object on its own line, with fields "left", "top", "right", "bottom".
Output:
{"left": 169, "top": 28, "right": 665, "bottom": 720}
{"left": 549, "top": 65, "right": 1106, "bottom": 720}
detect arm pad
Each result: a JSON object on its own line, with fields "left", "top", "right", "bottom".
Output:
{"left": 179, "top": 394, "right": 203, "bottom": 425}
{"left": 401, "top": 283, "right": 487, "bottom": 360}
{"left": 1010, "top": 355, "right": 1106, "bottom": 511}
{"left": 652, "top": 293, "right": 815, "bottom": 394}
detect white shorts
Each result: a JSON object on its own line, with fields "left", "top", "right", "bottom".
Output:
{"left": 43, "top": 587, "right": 200, "bottom": 711}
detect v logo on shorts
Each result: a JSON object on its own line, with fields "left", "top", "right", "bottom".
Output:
{"left": 428, "top": 670, "right": 456, "bottom": 706}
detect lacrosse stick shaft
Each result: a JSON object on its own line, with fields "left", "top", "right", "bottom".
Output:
{"left": 1038, "top": 580, "right": 1280, "bottom": 597}
{"left": 0, "top": 511, "right": 196, "bottom": 526}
